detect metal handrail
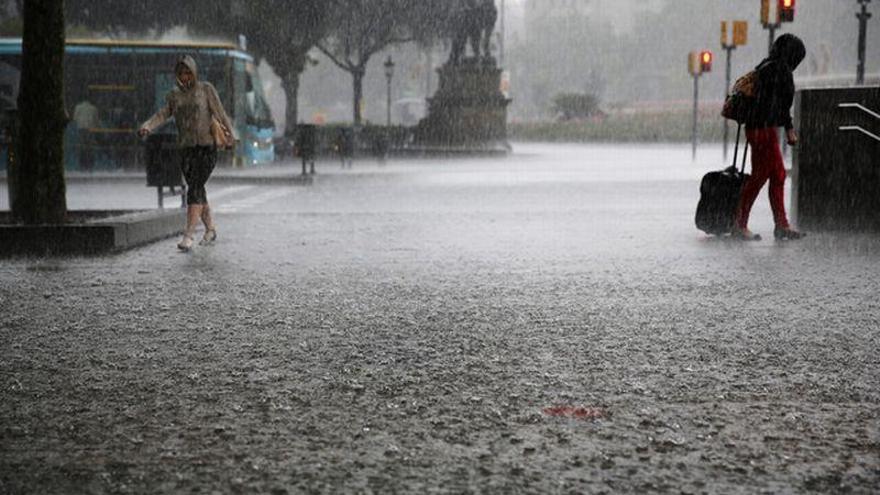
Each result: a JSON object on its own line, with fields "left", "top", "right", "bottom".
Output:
{"left": 838, "top": 125, "right": 880, "bottom": 142}
{"left": 838, "top": 103, "right": 880, "bottom": 121}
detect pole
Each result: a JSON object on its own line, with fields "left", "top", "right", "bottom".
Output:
{"left": 723, "top": 45, "right": 735, "bottom": 161}
{"left": 768, "top": 24, "right": 777, "bottom": 54}
{"left": 692, "top": 73, "right": 700, "bottom": 160}
{"left": 857, "top": 0, "right": 872, "bottom": 85}
{"left": 4, "top": 110, "right": 18, "bottom": 215}
{"left": 499, "top": 0, "right": 506, "bottom": 66}
{"left": 386, "top": 75, "right": 392, "bottom": 127}
{"left": 425, "top": 49, "right": 433, "bottom": 97}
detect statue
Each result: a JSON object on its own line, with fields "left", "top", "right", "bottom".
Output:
{"left": 448, "top": 0, "right": 498, "bottom": 66}
{"left": 417, "top": 0, "right": 510, "bottom": 150}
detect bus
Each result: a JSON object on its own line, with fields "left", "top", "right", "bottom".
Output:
{"left": 0, "top": 38, "right": 275, "bottom": 171}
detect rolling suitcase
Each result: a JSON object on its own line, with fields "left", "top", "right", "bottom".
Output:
{"left": 695, "top": 124, "right": 750, "bottom": 235}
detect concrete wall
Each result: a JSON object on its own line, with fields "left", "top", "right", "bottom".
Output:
{"left": 793, "top": 86, "right": 880, "bottom": 231}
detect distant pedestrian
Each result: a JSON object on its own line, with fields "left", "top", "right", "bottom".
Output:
{"left": 337, "top": 127, "right": 355, "bottom": 168}
{"left": 72, "top": 94, "right": 100, "bottom": 171}
{"left": 734, "top": 34, "right": 806, "bottom": 241}
{"left": 138, "top": 55, "right": 233, "bottom": 251}
{"left": 294, "top": 124, "right": 317, "bottom": 174}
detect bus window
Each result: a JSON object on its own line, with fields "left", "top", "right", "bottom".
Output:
{"left": 245, "top": 67, "right": 273, "bottom": 127}
{"left": 233, "top": 59, "right": 248, "bottom": 128}
{"left": 88, "top": 83, "right": 136, "bottom": 130}
{"left": 150, "top": 72, "right": 177, "bottom": 133}
{"left": 192, "top": 55, "right": 230, "bottom": 107}
{"left": 0, "top": 58, "right": 21, "bottom": 111}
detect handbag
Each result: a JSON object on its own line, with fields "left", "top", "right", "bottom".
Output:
{"left": 721, "top": 70, "right": 759, "bottom": 124}
{"left": 211, "top": 117, "right": 233, "bottom": 149}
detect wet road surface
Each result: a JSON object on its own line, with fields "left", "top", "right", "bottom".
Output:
{"left": 1, "top": 143, "right": 878, "bottom": 493}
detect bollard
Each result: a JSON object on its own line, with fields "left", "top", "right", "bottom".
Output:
{"left": 295, "top": 124, "right": 317, "bottom": 176}
{"left": 4, "top": 110, "right": 19, "bottom": 220}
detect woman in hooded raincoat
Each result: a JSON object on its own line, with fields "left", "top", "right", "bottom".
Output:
{"left": 735, "top": 33, "right": 806, "bottom": 241}
{"left": 139, "top": 55, "right": 234, "bottom": 251}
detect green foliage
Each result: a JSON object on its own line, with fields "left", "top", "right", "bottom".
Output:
{"left": 509, "top": 112, "right": 726, "bottom": 143}
{"left": 552, "top": 93, "right": 600, "bottom": 120}
{"left": 0, "top": 16, "right": 22, "bottom": 36}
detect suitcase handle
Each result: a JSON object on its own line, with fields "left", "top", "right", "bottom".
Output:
{"left": 731, "top": 123, "right": 749, "bottom": 175}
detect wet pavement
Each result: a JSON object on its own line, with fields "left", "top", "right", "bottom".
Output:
{"left": 1, "top": 143, "right": 879, "bottom": 493}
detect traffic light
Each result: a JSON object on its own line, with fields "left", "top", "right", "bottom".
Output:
{"left": 733, "top": 21, "right": 748, "bottom": 46}
{"left": 779, "top": 0, "right": 795, "bottom": 22}
{"left": 688, "top": 52, "right": 700, "bottom": 75}
{"left": 761, "top": 0, "right": 772, "bottom": 25}
{"left": 700, "top": 51, "right": 713, "bottom": 72}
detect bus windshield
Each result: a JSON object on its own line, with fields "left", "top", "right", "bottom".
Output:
{"left": 235, "top": 60, "right": 273, "bottom": 128}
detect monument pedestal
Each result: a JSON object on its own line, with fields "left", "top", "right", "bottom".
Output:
{"left": 415, "top": 59, "right": 511, "bottom": 150}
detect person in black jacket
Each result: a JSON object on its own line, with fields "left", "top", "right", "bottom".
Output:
{"left": 735, "top": 33, "right": 806, "bottom": 241}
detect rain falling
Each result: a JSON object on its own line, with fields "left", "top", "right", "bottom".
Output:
{"left": 0, "top": 1, "right": 878, "bottom": 492}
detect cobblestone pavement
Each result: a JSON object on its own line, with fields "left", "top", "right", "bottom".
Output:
{"left": 1, "top": 144, "right": 878, "bottom": 493}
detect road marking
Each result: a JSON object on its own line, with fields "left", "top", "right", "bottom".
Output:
{"left": 209, "top": 185, "right": 257, "bottom": 201}
{"left": 214, "top": 187, "right": 292, "bottom": 213}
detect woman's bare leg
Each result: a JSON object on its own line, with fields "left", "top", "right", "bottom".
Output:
{"left": 178, "top": 204, "right": 202, "bottom": 250}
{"left": 186, "top": 205, "right": 202, "bottom": 234}
{"left": 199, "top": 203, "right": 217, "bottom": 244}
{"left": 200, "top": 203, "right": 215, "bottom": 231}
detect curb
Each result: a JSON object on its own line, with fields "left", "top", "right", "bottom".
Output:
{"left": 0, "top": 209, "right": 185, "bottom": 256}
{"left": 0, "top": 170, "right": 315, "bottom": 185}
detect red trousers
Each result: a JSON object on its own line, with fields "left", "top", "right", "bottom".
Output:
{"left": 736, "top": 127, "right": 790, "bottom": 230}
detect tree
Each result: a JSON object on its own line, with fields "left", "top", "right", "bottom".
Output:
{"left": 0, "top": 0, "right": 23, "bottom": 36}
{"left": 230, "top": 1, "right": 330, "bottom": 133}
{"left": 317, "top": 0, "right": 434, "bottom": 125}
{"left": 12, "top": 0, "right": 67, "bottom": 224}
{"left": 507, "top": 4, "right": 616, "bottom": 119}
{"left": 552, "top": 93, "right": 600, "bottom": 121}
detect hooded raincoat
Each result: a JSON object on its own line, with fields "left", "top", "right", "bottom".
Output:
{"left": 140, "top": 55, "right": 234, "bottom": 147}
{"left": 747, "top": 34, "right": 806, "bottom": 131}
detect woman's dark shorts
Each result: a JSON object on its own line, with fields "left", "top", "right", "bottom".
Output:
{"left": 181, "top": 146, "right": 217, "bottom": 205}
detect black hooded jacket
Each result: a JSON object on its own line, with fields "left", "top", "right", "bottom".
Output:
{"left": 746, "top": 34, "right": 806, "bottom": 131}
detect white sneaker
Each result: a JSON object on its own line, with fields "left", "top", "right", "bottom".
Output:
{"left": 177, "top": 234, "right": 195, "bottom": 251}
{"left": 199, "top": 228, "right": 217, "bottom": 246}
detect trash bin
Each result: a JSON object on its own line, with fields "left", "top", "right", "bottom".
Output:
{"left": 145, "top": 133, "right": 182, "bottom": 188}
{"left": 336, "top": 126, "right": 355, "bottom": 168}
{"left": 295, "top": 124, "right": 317, "bottom": 175}
{"left": 145, "top": 133, "right": 184, "bottom": 208}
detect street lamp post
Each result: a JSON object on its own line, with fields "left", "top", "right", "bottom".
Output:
{"left": 499, "top": 0, "right": 506, "bottom": 66}
{"left": 384, "top": 56, "right": 395, "bottom": 128}
{"left": 721, "top": 21, "right": 748, "bottom": 162}
{"left": 857, "top": 0, "right": 873, "bottom": 85}
{"left": 765, "top": 22, "right": 779, "bottom": 54}
{"left": 689, "top": 51, "right": 712, "bottom": 160}
{"left": 692, "top": 71, "right": 701, "bottom": 160}
{"left": 722, "top": 43, "right": 735, "bottom": 161}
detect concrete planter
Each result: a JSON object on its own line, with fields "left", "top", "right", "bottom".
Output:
{"left": 0, "top": 209, "right": 184, "bottom": 256}
{"left": 793, "top": 86, "right": 880, "bottom": 231}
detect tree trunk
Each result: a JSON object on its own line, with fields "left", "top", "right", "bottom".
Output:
{"left": 281, "top": 70, "right": 301, "bottom": 136}
{"left": 352, "top": 68, "right": 364, "bottom": 126}
{"left": 13, "top": 0, "right": 67, "bottom": 224}
{"left": 275, "top": 51, "right": 307, "bottom": 137}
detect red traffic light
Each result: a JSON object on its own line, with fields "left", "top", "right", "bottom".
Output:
{"left": 779, "top": 0, "right": 795, "bottom": 22}
{"left": 700, "top": 51, "right": 713, "bottom": 72}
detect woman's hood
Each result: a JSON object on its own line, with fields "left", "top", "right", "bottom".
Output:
{"left": 176, "top": 55, "right": 198, "bottom": 90}
{"left": 769, "top": 33, "right": 806, "bottom": 71}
